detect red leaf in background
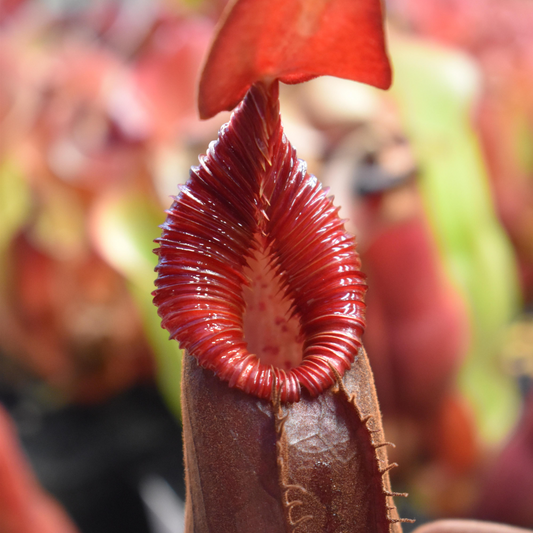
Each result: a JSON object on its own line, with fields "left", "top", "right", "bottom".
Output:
{"left": 198, "top": 0, "right": 392, "bottom": 119}
{"left": 413, "top": 521, "right": 533, "bottom": 533}
{"left": 133, "top": 14, "right": 213, "bottom": 142}
{"left": 362, "top": 214, "right": 469, "bottom": 419}
{"left": 473, "top": 391, "right": 533, "bottom": 528}
{"left": 0, "top": 407, "right": 79, "bottom": 533}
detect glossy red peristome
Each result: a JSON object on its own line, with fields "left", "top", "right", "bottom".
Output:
{"left": 153, "top": 81, "right": 366, "bottom": 402}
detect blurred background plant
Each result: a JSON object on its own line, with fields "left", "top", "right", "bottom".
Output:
{"left": 0, "top": 0, "right": 532, "bottom": 532}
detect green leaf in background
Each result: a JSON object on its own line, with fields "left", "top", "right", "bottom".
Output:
{"left": 390, "top": 36, "right": 522, "bottom": 444}
{"left": 0, "top": 158, "right": 30, "bottom": 255}
{"left": 0, "top": 158, "right": 31, "bottom": 300}
{"left": 90, "top": 190, "right": 183, "bottom": 420}
{"left": 513, "top": 113, "right": 533, "bottom": 176}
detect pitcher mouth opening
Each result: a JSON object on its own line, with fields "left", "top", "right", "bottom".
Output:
{"left": 242, "top": 235, "right": 304, "bottom": 372}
